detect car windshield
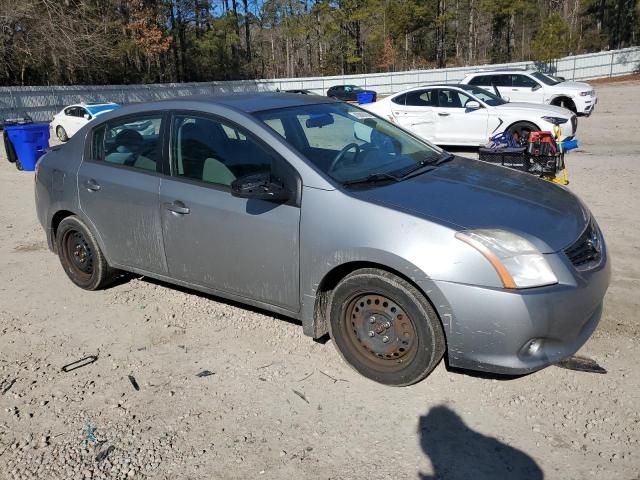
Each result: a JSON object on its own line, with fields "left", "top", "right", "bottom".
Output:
{"left": 254, "top": 102, "right": 443, "bottom": 184}
{"left": 86, "top": 104, "right": 120, "bottom": 116}
{"left": 459, "top": 86, "right": 508, "bottom": 106}
{"left": 531, "top": 72, "right": 561, "bottom": 86}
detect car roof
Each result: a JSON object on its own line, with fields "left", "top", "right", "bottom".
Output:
{"left": 157, "top": 92, "right": 335, "bottom": 113}
{"left": 467, "top": 68, "right": 536, "bottom": 75}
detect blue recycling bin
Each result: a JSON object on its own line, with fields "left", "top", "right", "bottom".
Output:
{"left": 4, "top": 123, "right": 50, "bottom": 171}
{"left": 356, "top": 91, "right": 376, "bottom": 104}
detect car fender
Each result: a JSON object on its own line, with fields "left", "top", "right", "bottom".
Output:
{"left": 299, "top": 246, "right": 453, "bottom": 341}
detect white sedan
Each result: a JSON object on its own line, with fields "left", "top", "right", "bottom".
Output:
{"left": 51, "top": 102, "right": 120, "bottom": 142}
{"left": 362, "top": 85, "right": 577, "bottom": 146}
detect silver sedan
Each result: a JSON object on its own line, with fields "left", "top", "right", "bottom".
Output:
{"left": 34, "top": 93, "right": 610, "bottom": 386}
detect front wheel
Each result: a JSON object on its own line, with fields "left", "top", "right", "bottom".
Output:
{"left": 328, "top": 268, "right": 446, "bottom": 386}
{"left": 507, "top": 122, "right": 539, "bottom": 144}
{"left": 56, "top": 216, "right": 115, "bottom": 290}
{"left": 56, "top": 126, "right": 69, "bottom": 142}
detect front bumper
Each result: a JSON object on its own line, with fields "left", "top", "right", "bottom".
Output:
{"left": 577, "top": 95, "right": 597, "bottom": 115}
{"left": 433, "top": 242, "right": 610, "bottom": 375}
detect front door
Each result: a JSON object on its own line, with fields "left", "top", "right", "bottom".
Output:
{"left": 432, "top": 89, "right": 489, "bottom": 145}
{"left": 508, "top": 75, "right": 545, "bottom": 104}
{"left": 78, "top": 113, "right": 167, "bottom": 274}
{"left": 159, "top": 113, "right": 301, "bottom": 311}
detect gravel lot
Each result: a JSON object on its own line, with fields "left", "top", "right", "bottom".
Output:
{"left": 1, "top": 80, "right": 639, "bottom": 480}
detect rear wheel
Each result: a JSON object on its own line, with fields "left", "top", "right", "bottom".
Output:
{"left": 56, "top": 216, "right": 115, "bottom": 290}
{"left": 56, "top": 126, "right": 68, "bottom": 142}
{"left": 507, "top": 121, "right": 539, "bottom": 144}
{"left": 328, "top": 268, "right": 446, "bottom": 386}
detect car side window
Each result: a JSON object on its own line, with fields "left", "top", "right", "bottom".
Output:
{"left": 91, "top": 125, "right": 105, "bottom": 161}
{"left": 512, "top": 75, "right": 539, "bottom": 88}
{"left": 405, "top": 90, "right": 437, "bottom": 107}
{"left": 102, "top": 115, "right": 162, "bottom": 172}
{"left": 468, "top": 75, "right": 490, "bottom": 86}
{"left": 172, "top": 115, "right": 273, "bottom": 187}
{"left": 489, "top": 75, "right": 511, "bottom": 87}
{"left": 65, "top": 107, "right": 78, "bottom": 117}
{"left": 391, "top": 93, "right": 407, "bottom": 105}
{"left": 436, "top": 89, "right": 471, "bottom": 109}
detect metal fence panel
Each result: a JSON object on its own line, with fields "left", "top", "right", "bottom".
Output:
{"left": 1, "top": 47, "right": 638, "bottom": 122}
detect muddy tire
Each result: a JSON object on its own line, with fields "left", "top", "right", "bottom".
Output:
{"left": 56, "top": 216, "right": 115, "bottom": 290}
{"left": 56, "top": 126, "right": 69, "bottom": 142}
{"left": 328, "top": 268, "right": 446, "bottom": 386}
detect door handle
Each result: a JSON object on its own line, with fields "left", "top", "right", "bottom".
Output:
{"left": 437, "top": 112, "right": 450, "bottom": 116}
{"left": 84, "top": 179, "right": 101, "bottom": 192}
{"left": 164, "top": 201, "right": 190, "bottom": 215}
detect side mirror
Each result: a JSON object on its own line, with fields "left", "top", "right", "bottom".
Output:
{"left": 532, "top": 84, "right": 542, "bottom": 91}
{"left": 231, "top": 173, "right": 290, "bottom": 202}
{"left": 502, "top": 96, "right": 511, "bottom": 102}
{"left": 84, "top": 113, "right": 92, "bottom": 120}
{"left": 465, "top": 101, "right": 481, "bottom": 110}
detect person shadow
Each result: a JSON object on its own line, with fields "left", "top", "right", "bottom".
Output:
{"left": 418, "top": 406, "right": 544, "bottom": 480}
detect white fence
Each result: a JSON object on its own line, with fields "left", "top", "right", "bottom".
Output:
{"left": 1, "top": 47, "right": 638, "bottom": 122}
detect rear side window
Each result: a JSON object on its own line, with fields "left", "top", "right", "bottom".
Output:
{"left": 391, "top": 93, "right": 406, "bottom": 105}
{"left": 490, "top": 75, "right": 511, "bottom": 87}
{"left": 405, "top": 90, "right": 437, "bottom": 107}
{"left": 91, "top": 125, "right": 105, "bottom": 161}
{"left": 468, "top": 75, "right": 490, "bottom": 86}
{"left": 101, "top": 115, "right": 163, "bottom": 172}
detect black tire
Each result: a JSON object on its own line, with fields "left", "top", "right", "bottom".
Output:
{"left": 56, "top": 126, "right": 69, "bottom": 142}
{"left": 328, "top": 268, "right": 446, "bottom": 386}
{"left": 56, "top": 216, "right": 115, "bottom": 290}
{"left": 15, "top": 159, "right": 23, "bottom": 171}
{"left": 507, "top": 121, "right": 539, "bottom": 144}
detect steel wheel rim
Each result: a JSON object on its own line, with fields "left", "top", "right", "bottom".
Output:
{"left": 63, "top": 230, "right": 94, "bottom": 280}
{"left": 342, "top": 293, "right": 418, "bottom": 372}
{"left": 57, "top": 127, "right": 65, "bottom": 140}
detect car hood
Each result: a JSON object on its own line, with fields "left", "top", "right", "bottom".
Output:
{"left": 496, "top": 102, "right": 572, "bottom": 117}
{"left": 349, "top": 156, "right": 590, "bottom": 253}
{"left": 550, "top": 80, "right": 592, "bottom": 92}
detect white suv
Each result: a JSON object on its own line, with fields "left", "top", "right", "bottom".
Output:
{"left": 460, "top": 69, "right": 597, "bottom": 116}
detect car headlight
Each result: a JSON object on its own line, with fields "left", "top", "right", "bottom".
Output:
{"left": 579, "top": 91, "right": 592, "bottom": 96}
{"left": 455, "top": 229, "right": 558, "bottom": 289}
{"left": 541, "top": 116, "right": 568, "bottom": 125}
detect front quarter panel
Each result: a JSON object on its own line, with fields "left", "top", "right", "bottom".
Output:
{"left": 299, "top": 186, "right": 505, "bottom": 336}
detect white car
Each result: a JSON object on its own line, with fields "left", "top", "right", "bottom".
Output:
{"left": 362, "top": 84, "right": 577, "bottom": 147}
{"left": 460, "top": 69, "right": 597, "bottom": 115}
{"left": 51, "top": 102, "right": 120, "bottom": 142}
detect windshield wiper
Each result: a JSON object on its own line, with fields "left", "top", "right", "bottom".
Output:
{"left": 342, "top": 172, "right": 401, "bottom": 187}
{"left": 399, "top": 152, "right": 455, "bottom": 180}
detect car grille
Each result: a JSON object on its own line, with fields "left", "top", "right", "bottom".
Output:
{"left": 571, "top": 115, "right": 578, "bottom": 134}
{"left": 565, "top": 221, "right": 602, "bottom": 268}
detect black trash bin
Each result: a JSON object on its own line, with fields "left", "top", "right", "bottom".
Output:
{"left": 3, "top": 129, "right": 18, "bottom": 164}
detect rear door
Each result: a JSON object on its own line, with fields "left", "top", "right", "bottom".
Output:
{"left": 159, "top": 112, "right": 301, "bottom": 311}
{"left": 432, "top": 88, "right": 489, "bottom": 145}
{"left": 390, "top": 89, "right": 438, "bottom": 142}
{"left": 78, "top": 113, "right": 168, "bottom": 274}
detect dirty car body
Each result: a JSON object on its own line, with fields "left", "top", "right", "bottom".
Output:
{"left": 34, "top": 93, "right": 610, "bottom": 385}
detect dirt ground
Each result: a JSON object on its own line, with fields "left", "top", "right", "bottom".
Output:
{"left": 1, "top": 80, "right": 639, "bottom": 480}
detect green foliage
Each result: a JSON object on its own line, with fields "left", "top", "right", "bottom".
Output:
{"left": 532, "top": 14, "right": 572, "bottom": 62}
{"left": 0, "top": 0, "right": 636, "bottom": 85}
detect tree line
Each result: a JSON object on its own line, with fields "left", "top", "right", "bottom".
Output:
{"left": 0, "top": 0, "right": 637, "bottom": 86}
